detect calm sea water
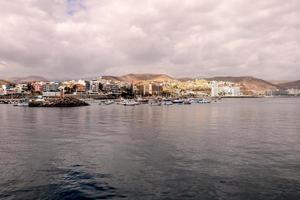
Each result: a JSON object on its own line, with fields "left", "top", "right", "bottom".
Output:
{"left": 0, "top": 98, "right": 300, "bottom": 200}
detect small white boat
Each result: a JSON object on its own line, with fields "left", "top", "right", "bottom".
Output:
{"left": 16, "top": 102, "right": 29, "bottom": 107}
{"left": 104, "top": 100, "right": 114, "bottom": 105}
{"left": 13, "top": 99, "right": 29, "bottom": 107}
{"left": 198, "top": 99, "right": 211, "bottom": 104}
{"left": 183, "top": 100, "right": 192, "bottom": 105}
{"left": 136, "top": 98, "right": 149, "bottom": 104}
{"left": 149, "top": 102, "right": 162, "bottom": 106}
{"left": 188, "top": 98, "right": 198, "bottom": 103}
{"left": 163, "top": 101, "right": 173, "bottom": 106}
{"left": 123, "top": 100, "right": 140, "bottom": 106}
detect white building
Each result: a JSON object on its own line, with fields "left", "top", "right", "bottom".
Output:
{"left": 210, "top": 81, "right": 241, "bottom": 96}
{"left": 230, "top": 87, "right": 241, "bottom": 96}
{"left": 288, "top": 89, "right": 300, "bottom": 95}
{"left": 211, "top": 81, "right": 219, "bottom": 96}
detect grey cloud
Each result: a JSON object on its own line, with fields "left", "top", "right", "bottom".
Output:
{"left": 0, "top": 0, "right": 299, "bottom": 80}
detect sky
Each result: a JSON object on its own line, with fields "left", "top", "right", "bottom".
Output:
{"left": 0, "top": 0, "right": 299, "bottom": 80}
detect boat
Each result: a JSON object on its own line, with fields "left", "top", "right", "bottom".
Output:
{"left": 198, "top": 99, "right": 211, "bottom": 104}
{"left": 136, "top": 98, "right": 149, "bottom": 104}
{"left": 103, "top": 100, "right": 114, "bottom": 105}
{"left": 162, "top": 100, "right": 173, "bottom": 105}
{"left": 149, "top": 100, "right": 162, "bottom": 106}
{"left": 172, "top": 99, "right": 184, "bottom": 104}
{"left": 150, "top": 102, "right": 162, "bottom": 106}
{"left": 123, "top": 100, "right": 140, "bottom": 106}
{"left": 13, "top": 102, "right": 29, "bottom": 107}
{"left": 13, "top": 99, "right": 29, "bottom": 107}
{"left": 183, "top": 100, "right": 192, "bottom": 104}
{"left": 188, "top": 98, "right": 198, "bottom": 103}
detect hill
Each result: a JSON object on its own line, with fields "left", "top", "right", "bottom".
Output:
{"left": 102, "top": 73, "right": 175, "bottom": 84}
{"left": 0, "top": 80, "right": 13, "bottom": 86}
{"left": 205, "top": 76, "right": 280, "bottom": 94}
{"left": 101, "top": 75, "right": 123, "bottom": 82}
{"left": 6, "top": 76, "right": 49, "bottom": 83}
{"left": 277, "top": 80, "right": 300, "bottom": 89}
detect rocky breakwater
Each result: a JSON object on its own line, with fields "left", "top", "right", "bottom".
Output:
{"left": 29, "top": 97, "right": 89, "bottom": 107}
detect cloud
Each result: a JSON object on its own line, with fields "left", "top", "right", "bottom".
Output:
{"left": 0, "top": 0, "right": 299, "bottom": 80}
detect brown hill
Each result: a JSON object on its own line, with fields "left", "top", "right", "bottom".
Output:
{"left": 101, "top": 75, "right": 123, "bottom": 82}
{"left": 0, "top": 80, "right": 13, "bottom": 86}
{"left": 102, "top": 73, "right": 174, "bottom": 84}
{"left": 206, "top": 76, "right": 280, "bottom": 94}
{"left": 278, "top": 80, "right": 300, "bottom": 89}
{"left": 7, "top": 76, "right": 49, "bottom": 83}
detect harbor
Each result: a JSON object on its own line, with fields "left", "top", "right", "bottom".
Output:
{"left": 0, "top": 96, "right": 216, "bottom": 107}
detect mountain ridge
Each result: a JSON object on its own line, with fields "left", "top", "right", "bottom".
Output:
{"left": 277, "top": 80, "right": 300, "bottom": 89}
{"left": 4, "top": 76, "right": 49, "bottom": 84}
{"left": 102, "top": 73, "right": 174, "bottom": 84}
{"left": 101, "top": 74, "right": 280, "bottom": 94}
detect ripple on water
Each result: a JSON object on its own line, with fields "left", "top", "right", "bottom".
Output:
{"left": 0, "top": 165, "right": 126, "bottom": 200}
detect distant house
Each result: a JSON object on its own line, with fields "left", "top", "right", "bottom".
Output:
{"left": 137, "top": 83, "right": 162, "bottom": 96}
{"left": 103, "top": 83, "right": 121, "bottom": 95}
{"left": 0, "top": 88, "right": 5, "bottom": 96}
{"left": 15, "top": 84, "right": 28, "bottom": 94}
{"left": 265, "top": 89, "right": 289, "bottom": 96}
{"left": 90, "top": 80, "right": 102, "bottom": 93}
{"left": 74, "top": 84, "right": 86, "bottom": 93}
{"left": 228, "top": 87, "right": 241, "bottom": 96}
{"left": 0, "top": 85, "right": 7, "bottom": 95}
{"left": 287, "top": 89, "right": 300, "bottom": 95}
{"left": 85, "top": 81, "right": 92, "bottom": 92}
{"left": 6, "top": 88, "right": 16, "bottom": 95}
{"left": 42, "top": 92, "right": 61, "bottom": 97}
{"left": 43, "top": 82, "right": 59, "bottom": 92}
{"left": 210, "top": 81, "right": 219, "bottom": 96}
{"left": 210, "top": 81, "right": 241, "bottom": 96}
{"left": 33, "top": 82, "right": 44, "bottom": 93}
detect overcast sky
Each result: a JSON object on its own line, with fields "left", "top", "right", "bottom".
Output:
{"left": 0, "top": 0, "right": 299, "bottom": 80}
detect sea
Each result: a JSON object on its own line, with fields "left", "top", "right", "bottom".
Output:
{"left": 0, "top": 98, "right": 300, "bottom": 200}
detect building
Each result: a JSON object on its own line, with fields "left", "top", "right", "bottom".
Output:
{"left": 0, "top": 88, "right": 5, "bottom": 96}
{"left": 210, "top": 81, "right": 241, "bottom": 96}
{"left": 265, "top": 89, "right": 289, "bottom": 96}
{"left": 15, "top": 84, "right": 28, "bottom": 94}
{"left": 32, "top": 82, "right": 44, "bottom": 93}
{"left": 0, "top": 85, "right": 7, "bottom": 95}
{"left": 229, "top": 87, "right": 241, "bottom": 96}
{"left": 137, "top": 83, "right": 162, "bottom": 96}
{"left": 6, "top": 87, "right": 16, "bottom": 95}
{"left": 90, "top": 80, "right": 102, "bottom": 93}
{"left": 42, "top": 92, "right": 61, "bottom": 97}
{"left": 287, "top": 89, "right": 300, "bottom": 95}
{"left": 43, "top": 82, "right": 59, "bottom": 92}
{"left": 210, "top": 81, "right": 219, "bottom": 96}
{"left": 85, "top": 81, "right": 92, "bottom": 92}
{"left": 74, "top": 84, "right": 86, "bottom": 93}
{"left": 103, "top": 83, "right": 121, "bottom": 95}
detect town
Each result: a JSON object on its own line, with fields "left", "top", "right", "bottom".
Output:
{"left": 0, "top": 74, "right": 299, "bottom": 105}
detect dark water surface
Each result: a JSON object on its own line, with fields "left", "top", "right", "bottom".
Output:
{"left": 0, "top": 98, "right": 300, "bottom": 200}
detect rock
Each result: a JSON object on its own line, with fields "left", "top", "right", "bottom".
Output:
{"left": 29, "top": 97, "right": 89, "bottom": 107}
